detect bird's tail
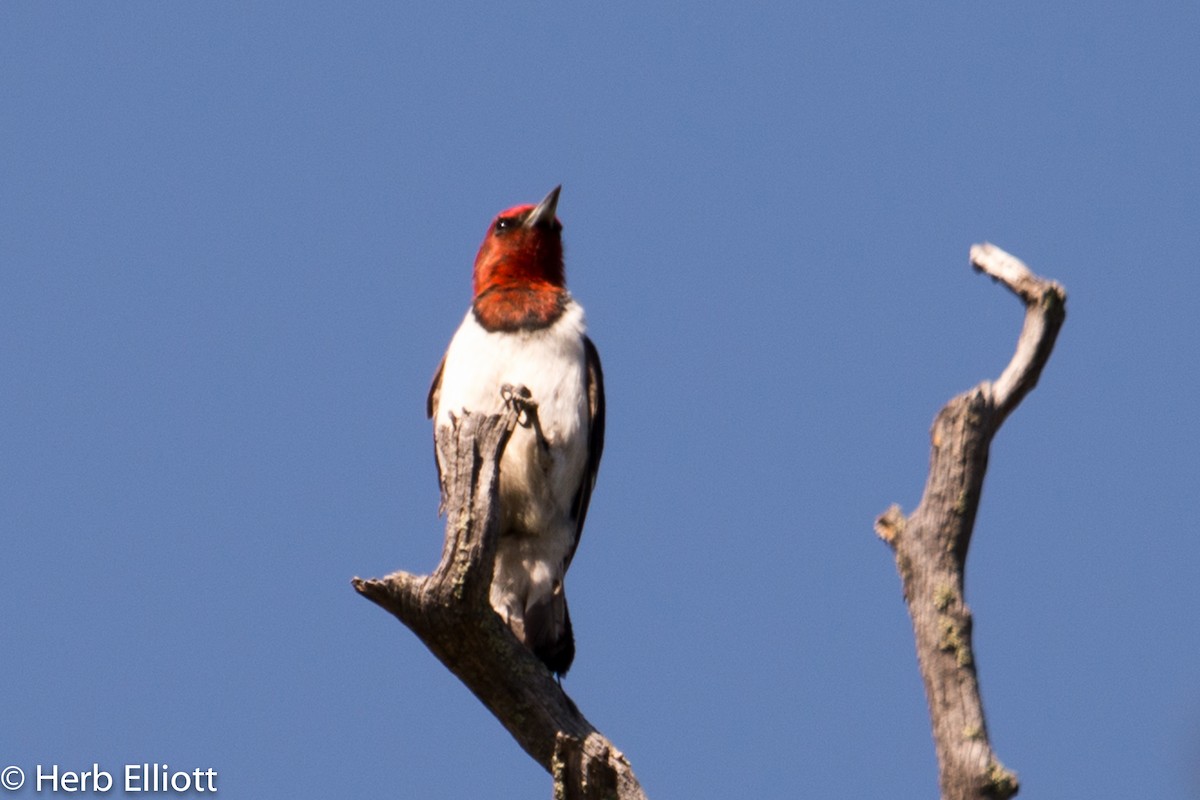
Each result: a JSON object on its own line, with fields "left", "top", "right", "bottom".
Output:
{"left": 525, "top": 581, "right": 575, "bottom": 678}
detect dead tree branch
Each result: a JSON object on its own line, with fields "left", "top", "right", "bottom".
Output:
{"left": 875, "top": 243, "right": 1066, "bottom": 800}
{"left": 353, "top": 408, "right": 647, "bottom": 800}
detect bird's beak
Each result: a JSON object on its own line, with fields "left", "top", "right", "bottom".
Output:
{"left": 525, "top": 185, "right": 562, "bottom": 228}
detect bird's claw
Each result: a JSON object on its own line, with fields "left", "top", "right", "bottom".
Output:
{"left": 500, "top": 384, "right": 550, "bottom": 455}
{"left": 500, "top": 383, "right": 538, "bottom": 429}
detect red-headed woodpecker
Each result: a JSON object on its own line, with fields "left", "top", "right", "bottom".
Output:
{"left": 428, "top": 186, "right": 604, "bottom": 677}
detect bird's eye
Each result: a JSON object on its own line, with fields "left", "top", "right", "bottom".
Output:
{"left": 495, "top": 217, "right": 517, "bottom": 233}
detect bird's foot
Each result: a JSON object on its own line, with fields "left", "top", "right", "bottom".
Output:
{"left": 499, "top": 383, "right": 550, "bottom": 453}
{"left": 500, "top": 383, "right": 536, "bottom": 425}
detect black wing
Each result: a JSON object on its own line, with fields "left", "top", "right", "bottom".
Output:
{"left": 427, "top": 356, "right": 447, "bottom": 511}
{"left": 427, "top": 356, "right": 445, "bottom": 420}
{"left": 565, "top": 335, "right": 604, "bottom": 570}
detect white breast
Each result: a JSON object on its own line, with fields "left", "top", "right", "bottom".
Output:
{"left": 433, "top": 300, "right": 589, "bottom": 540}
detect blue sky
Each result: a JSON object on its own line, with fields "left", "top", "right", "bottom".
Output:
{"left": 2, "top": 3, "right": 1198, "bottom": 798}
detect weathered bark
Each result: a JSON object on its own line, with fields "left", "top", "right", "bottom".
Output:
{"left": 353, "top": 406, "right": 646, "bottom": 800}
{"left": 875, "top": 243, "right": 1066, "bottom": 800}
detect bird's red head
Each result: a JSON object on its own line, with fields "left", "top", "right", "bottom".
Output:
{"left": 471, "top": 186, "right": 567, "bottom": 332}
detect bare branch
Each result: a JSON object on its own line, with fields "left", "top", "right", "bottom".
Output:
{"left": 353, "top": 409, "right": 647, "bottom": 800}
{"left": 970, "top": 243, "right": 1067, "bottom": 422}
{"left": 877, "top": 244, "right": 1067, "bottom": 800}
